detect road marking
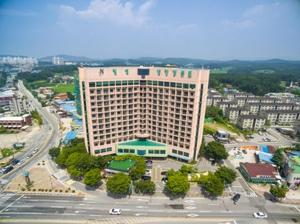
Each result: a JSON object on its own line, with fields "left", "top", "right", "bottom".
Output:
{"left": 294, "top": 206, "right": 300, "bottom": 213}
{"left": 135, "top": 213, "right": 148, "bottom": 216}
{"left": 75, "top": 211, "right": 80, "bottom": 213}
{"left": 136, "top": 205, "right": 147, "bottom": 208}
{"left": 0, "top": 195, "right": 24, "bottom": 213}
{"left": 137, "top": 198, "right": 148, "bottom": 202}
{"left": 187, "top": 213, "right": 199, "bottom": 217}
{"left": 184, "top": 200, "right": 195, "bottom": 203}
{"left": 185, "top": 206, "right": 196, "bottom": 210}
{"left": 208, "top": 203, "right": 219, "bottom": 206}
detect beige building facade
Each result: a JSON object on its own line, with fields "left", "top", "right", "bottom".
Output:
{"left": 79, "top": 66, "right": 209, "bottom": 161}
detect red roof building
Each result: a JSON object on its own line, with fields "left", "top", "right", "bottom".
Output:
{"left": 239, "top": 162, "right": 278, "bottom": 184}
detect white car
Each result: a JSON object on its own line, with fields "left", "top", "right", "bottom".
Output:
{"left": 253, "top": 212, "right": 268, "bottom": 219}
{"left": 109, "top": 208, "right": 121, "bottom": 215}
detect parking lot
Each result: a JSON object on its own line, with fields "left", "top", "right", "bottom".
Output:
{"left": 228, "top": 146, "right": 258, "bottom": 168}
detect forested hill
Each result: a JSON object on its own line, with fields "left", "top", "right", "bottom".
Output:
{"left": 208, "top": 60, "right": 300, "bottom": 96}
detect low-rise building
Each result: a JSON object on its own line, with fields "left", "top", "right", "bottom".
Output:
{"left": 0, "top": 114, "right": 32, "bottom": 129}
{"left": 239, "top": 162, "right": 278, "bottom": 184}
{"left": 54, "top": 93, "right": 69, "bottom": 101}
{"left": 286, "top": 155, "right": 300, "bottom": 186}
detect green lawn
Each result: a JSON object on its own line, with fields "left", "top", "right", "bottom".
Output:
{"left": 53, "top": 83, "right": 74, "bottom": 93}
{"left": 0, "top": 148, "right": 14, "bottom": 158}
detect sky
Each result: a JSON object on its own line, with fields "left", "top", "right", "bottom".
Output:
{"left": 0, "top": 0, "right": 300, "bottom": 60}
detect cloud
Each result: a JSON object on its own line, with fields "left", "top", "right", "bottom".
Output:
{"left": 243, "top": 4, "right": 264, "bottom": 17}
{"left": 176, "top": 23, "right": 198, "bottom": 32}
{"left": 223, "top": 19, "right": 255, "bottom": 29}
{"left": 0, "top": 9, "right": 37, "bottom": 17}
{"left": 59, "top": 0, "right": 155, "bottom": 27}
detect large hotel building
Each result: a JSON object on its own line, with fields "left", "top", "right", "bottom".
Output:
{"left": 79, "top": 66, "right": 209, "bottom": 162}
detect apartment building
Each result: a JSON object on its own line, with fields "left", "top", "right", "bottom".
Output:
{"left": 237, "top": 115, "right": 266, "bottom": 130}
{"left": 216, "top": 101, "right": 238, "bottom": 115}
{"left": 79, "top": 66, "right": 209, "bottom": 162}
{"left": 225, "top": 107, "right": 250, "bottom": 124}
{"left": 276, "top": 110, "right": 300, "bottom": 126}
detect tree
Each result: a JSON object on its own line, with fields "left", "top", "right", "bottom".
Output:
{"left": 91, "top": 155, "right": 113, "bottom": 170}
{"left": 204, "top": 141, "right": 228, "bottom": 162}
{"left": 106, "top": 173, "right": 131, "bottom": 195}
{"left": 206, "top": 106, "right": 223, "bottom": 118}
{"left": 165, "top": 172, "right": 190, "bottom": 196}
{"left": 270, "top": 185, "right": 288, "bottom": 200}
{"left": 67, "top": 165, "right": 83, "bottom": 180}
{"left": 134, "top": 180, "right": 156, "bottom": 195}
{"left": 272, "top": 149, "right": 286, "bottom": 168}
{"left": 179, "top": 165, "right": 197, "bottom": 176}
{"left": 84, "top": 168, "right": 101, "bottom": 187}
{"left": 199, "top": 137, "right": 205, "bottom": 158}
{"left": 215, "top": 166, "right": 237, "bottom": 185}
{"left": 49, "top": 147, "right": 60, "bottom": 159}
{"left": 200, "top": 173, "right": 224, "bottom": 197}
{"left": 65, "top": 152, "right": 93, "bottom": 174}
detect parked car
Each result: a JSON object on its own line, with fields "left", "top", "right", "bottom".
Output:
{"left": 161, "top": 177, "right": 168, "bottom": 182}
{"left": 2, "top": 166, "right": 13, "bottom": 174}
{"left": 161, "top": 171, "right": 168, "bottom": 176}
{"left": 253, "top": 212, "right": 267, "bottom": 219}
{"left": 109, "top": 208, "right": 121, "bottom": 215}
{"left": 16, "top": 160, "right": 24, "bottom": 166}
{"left": 11, "top": 159, "right": 20, "bottom": 166}
{"left": 141, "top": 175, "right": 151, "bottom": 181}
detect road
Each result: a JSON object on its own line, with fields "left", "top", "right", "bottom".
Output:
{"left": 0, "top": 193, "right": 299, "bottom": 224}
{"left": 0, "top": 81, "right": 60, "bottom": 185}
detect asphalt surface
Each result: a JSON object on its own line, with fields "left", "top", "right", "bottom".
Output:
{"left": 0, "top": 193, "right": 299, "bottom": 224}
{"left": 0, "top": 81, "right": 60, "bottom": 185}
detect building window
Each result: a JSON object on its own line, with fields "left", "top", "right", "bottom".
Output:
{"left": 107, "top": 147, "right": 112, "bottom": 152}
{"left": 89, "top": 82, "right": 95, "bottom": 87}
{"left": 130, "top": 149, "right": 135, "bottom": 153}
{"left": 95, "top": 149, "right": 101, "bottom": 154}
{"left": 125, "top": 69, "right": 129, "bottom": 75}
{"left": 188, "top": 71, "right": 192, "bottom": 78}
{"left": 118, "top": 149, "right": 123, "bottom": 153}
{"left": 124, "top": 149, "right": 129, "bottom": 153}
{"left": 184, "top": 152, "right": 189, "bottom": 157}
{"left": 96, "top": 82, "right": 102, "bottom": 87}
{"left": 160, "top": 150, "right": 166, "bottom": 154}
{"left": 172, "top": 149, "right": 177, "bottom": 154}
{"left": 113, "top": 69, "right": 117, "bottom": 75}
{"left": 149, "top": 150, "right": 154, "bottom": 154}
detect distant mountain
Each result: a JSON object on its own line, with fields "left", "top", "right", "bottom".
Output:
{"left": 39, "top": 54, "right": 95, "bottom": 62}
{"left": 37, "top": 55, "right": 300, "bottom": 67}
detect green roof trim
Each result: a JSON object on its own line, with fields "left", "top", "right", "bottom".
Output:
{"left": 118, "top": 139, "right": 165, "bottom": 147}
{"left": 108, "top": 159, "right": 135, "bottom": 172}
{"left": 289, "top": 156, "right": 300, "bottom": 174}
